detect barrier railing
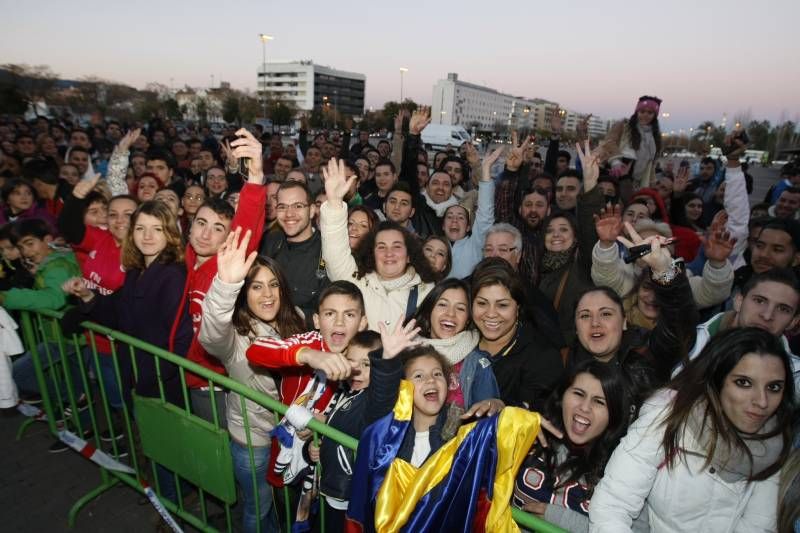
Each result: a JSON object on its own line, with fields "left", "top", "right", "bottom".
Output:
{"left": 15, "top": 308, "right": 566, "bottom": 533}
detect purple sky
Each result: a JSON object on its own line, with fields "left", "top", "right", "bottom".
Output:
{"left": 3, "top": 0, "right": 798, "bottom": 130}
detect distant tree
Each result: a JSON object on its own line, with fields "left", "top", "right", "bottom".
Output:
{"left": 195, "top": 98, "right": 209, "bottom": 126}
{"left": 268, "top": 98, "right": 297, "bottom": 126}
{"left": 222, "top": 95, "right": 240, "bottom": 124}
{"left": 382, "top": 99, "right": 418, "bottom": 123}
{"left": 746, "top": 120, "right": 771, "bottom": 151}
{"left": 163, "top": 98, "right": 182, "bottom": 120}
{"left": 0, "top": 63, "right": 59, "bottom": 106}
{"left": 134, "top": 90, "right": 161, "bottom": 121}
{"left": 0, "top": 85, "right": 28, "bottom": 114}
{"left": 693, "top": 121, "right": 726, "bottom": 148}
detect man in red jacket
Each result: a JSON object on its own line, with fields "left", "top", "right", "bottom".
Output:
{"left": 169, "top": 129, "right": 267, "bottom": 427}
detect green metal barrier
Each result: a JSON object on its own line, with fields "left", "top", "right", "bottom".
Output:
{"left": 16, "top": 308, "right": 566, "bottom": 533}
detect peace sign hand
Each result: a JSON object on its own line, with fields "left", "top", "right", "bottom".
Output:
{"left": 576, "top": 139, "right": 599, "bottom": 192}
{"left": 617, "top": 221, "right": 673, "bottom": 274}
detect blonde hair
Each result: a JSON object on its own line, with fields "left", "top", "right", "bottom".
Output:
{"left": 121, "top": 201, "right": 184, "bottom": 270}
{"left": 779, "top": 448, "right": 800, "bottom": 533}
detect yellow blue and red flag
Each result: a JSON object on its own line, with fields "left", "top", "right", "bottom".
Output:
{"left": 346, "top": 380, "right": 540, "bottom": 533}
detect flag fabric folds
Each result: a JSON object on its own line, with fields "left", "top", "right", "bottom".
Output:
{"left": 346, "top": 380, "right": 540, "bottom": 533}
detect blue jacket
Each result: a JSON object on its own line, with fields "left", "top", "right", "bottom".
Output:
{"left": 459, "top": 349, "right": 500, "bottom": 408}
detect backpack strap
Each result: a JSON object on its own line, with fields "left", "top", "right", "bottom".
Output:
{"left": 404, "top": 285, "right": 419, "bottom": 322}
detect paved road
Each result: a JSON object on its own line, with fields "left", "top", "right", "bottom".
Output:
{"left": 0, "top": 410, "right": 150, "bottom": 532}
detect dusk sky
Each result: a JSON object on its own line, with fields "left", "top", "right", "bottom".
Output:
{"left": 3, "top": 0, "right": 798, "bottom": 130}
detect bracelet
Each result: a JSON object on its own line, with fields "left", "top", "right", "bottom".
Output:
{"left": 650, "top": 258, "right": 684, "bottom": 286}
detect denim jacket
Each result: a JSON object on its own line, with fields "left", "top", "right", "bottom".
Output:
{"left": 460, "top": 349, "right": 500, "bottom": 408}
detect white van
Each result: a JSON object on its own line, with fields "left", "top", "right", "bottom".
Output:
{"left": 421, "top": 124, "right": 471, "bottom": 150}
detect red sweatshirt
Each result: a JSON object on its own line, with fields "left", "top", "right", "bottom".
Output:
{"left": 246, "top": 330, "right": 339, "bottom": 486}
{"left": 170, "top": 182, "right": 266, "bottom": 389}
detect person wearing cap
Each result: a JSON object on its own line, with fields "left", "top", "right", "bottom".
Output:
{"left": 597, "top": 95, "right": 663, "bottom": 194}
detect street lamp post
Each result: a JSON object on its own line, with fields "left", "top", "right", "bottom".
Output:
{"left": 689, "top": 128, "right": 693, "bottom": 150}
{"left": 259, "top": 34, "right": 274, "bottom": 122}
{"left": 399, "top": 67, "right": 408, "bottom": 103}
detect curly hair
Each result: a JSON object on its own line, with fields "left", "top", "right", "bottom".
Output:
{"left": 353, "top": 221, "right": 438, "bottom": 283}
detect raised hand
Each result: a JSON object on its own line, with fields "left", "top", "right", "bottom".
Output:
{"left": 409, "top": 106, "right": 431, "bottom": 135}
{"left": 217, "top": 227, "right": 257, "bottom": 284}
{"left": 505, "top": 131, "right": 532, "bottom": 172}
{"left": 230, "top": 128, "right": 264, "bottom": 183}
{"left": 394, "top": 109, "right": 409, "bottom": 134}
{"left": 62, "top": 277, "right": 94, "bottom": 302}
{"left": 617, "top": 221, "right": 673, "bottom": 274}
{"left": 322, "top": 158, "right": 357, "bottom": 205}
{"left": 117, "top": 128, "right": 142, "bottom": 153}
{"left": 549, "top": 109, "right": 563, "bottom": 135}
{"left": 576, "top": 114, "right": 591, "bottom": 141}
{"left": 576, "top": 139, "right": 599, "bottom": 192}
{"left": 463, "top": 141, "right": 480, "bottom": 168}
{"left": 481, "top": 146, "right": 505, "bottom": 182}
{"left": 673, "top": 165, "right": 690, "bottom": 193}
{"left": 72, "top": 173, "right": 101, "bottom": 199}
{"left": 377, "top": 315, "right": 421, "bottom": 360}
{"left": 594, "top": 203, "right": 623, "bottom": 245}
{"left": 703, "top": 211, "right": 736, "bottom": 265}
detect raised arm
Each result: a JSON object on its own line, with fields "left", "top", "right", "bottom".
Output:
{"left": 229, "top": 129, "right": 267, "bottom": 250}
{"left": 106, "top": 128, "right": 141, "bottom": 196}
{"left": 58, "top": 173, "right": 101, "bottom": 245}
{"left": 198, "top": 228, "right": 257, "bottom": 361}
{"left": 320, "top": 158, "right": 360, "bottom": 282}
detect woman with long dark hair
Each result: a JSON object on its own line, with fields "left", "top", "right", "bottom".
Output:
{"left": 590, "top": 327, "right": 796, "bottom": 532}
{"left": 199, "top": 228, "right": 305, "bottom": 533}
{"left": 513, "top": 360, "right": 634, "bottom": 532}
{"left": 321, "top": 159, "right": 437, "bottom": 330}
{"left": 599, "top": 95, "right": 663, "bottom": 193}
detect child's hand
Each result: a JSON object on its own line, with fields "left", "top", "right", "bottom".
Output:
{"left": 377, "top": 315, "right": 421, "bottom": 359}
{"left": 297, "top": 349, "right": 352, "bottom": 381}
{"left": 308, "top": 442, "right": 320, "bottom": 463}
{"left": 460, "top": 398, "right": 505, "bottom": 420}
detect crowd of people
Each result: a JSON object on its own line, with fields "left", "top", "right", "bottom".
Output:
{"left": 1, "top": 93, "right": 799, "bottom": 533}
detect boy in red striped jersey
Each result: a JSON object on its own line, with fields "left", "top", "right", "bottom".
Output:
{"left": 246, "top": 280, "right": 367, "bottom": 486}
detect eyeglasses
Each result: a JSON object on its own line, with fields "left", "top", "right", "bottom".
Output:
{"left": 483, "top": 246, "right": 517, "bottom": 255}
{"left": 276, "top": 203, "right": 310, "bottom": 213}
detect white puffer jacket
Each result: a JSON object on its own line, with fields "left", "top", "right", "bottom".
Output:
{"left": 320, "top": 200, "right": 433, "bottom": 331}
{"left": 589, "top": 390, "right": 779, "bottom": 533}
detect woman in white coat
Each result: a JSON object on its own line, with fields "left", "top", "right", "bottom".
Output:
{"left": 319, "top": 158, "right": 438, "bottom": 331}
{"left": 589, "top": 327, "right": 795, "bottom": 533}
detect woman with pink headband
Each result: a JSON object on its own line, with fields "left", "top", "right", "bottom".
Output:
{"left": 599, "top": 95, "right": 663, "bottom": 195}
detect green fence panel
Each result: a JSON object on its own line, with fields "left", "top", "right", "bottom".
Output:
{"left": 17, "top": 309, "right": 567, "bottom": 533}
{"left": 134, "top": 395, "right": 237, "bottom": 504}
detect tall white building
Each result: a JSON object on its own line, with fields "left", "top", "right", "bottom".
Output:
{"left": 431, "top": 73, "right": 607, "bottom": 137}
{"left": 257, "top": 60, "right": 366, "bottom": 116}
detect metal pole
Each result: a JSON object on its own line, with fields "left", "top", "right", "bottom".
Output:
{"left": 261, "top": 41, "right": 267, "bottom": 120}
{"left": 400, "top": 70, "right": 404, "bottom": 103}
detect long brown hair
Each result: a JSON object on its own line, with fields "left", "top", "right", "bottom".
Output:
{"left": 231, "top": 255, "right": 305, "bottom": 338}
{"left": 121, "top": 200, "right": 183, "bottom": 270}
{"left": 662, "top": 327, "right": 795, "bottom": 481}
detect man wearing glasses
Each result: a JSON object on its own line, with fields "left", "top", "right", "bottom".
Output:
{"left": 260, "top": 181, "right": 329, "bottom": 324}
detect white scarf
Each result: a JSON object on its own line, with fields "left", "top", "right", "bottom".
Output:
{"left": 421, "top": 190, "right": 458, "bottom": 218}
{"left": 421, "top": 330, "right": 480, "bottom": 366}
{"left": 377, "top": 266, "right": 419, "bottom": 292}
